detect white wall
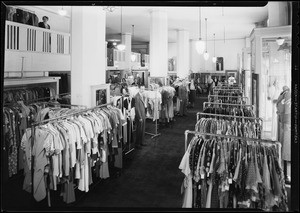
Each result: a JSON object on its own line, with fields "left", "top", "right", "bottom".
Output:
{"left": 18, "top": 6, "right": 70, "bottom": 33}
{"left": 189, "top": 38, "right": 245, "bottom": 73}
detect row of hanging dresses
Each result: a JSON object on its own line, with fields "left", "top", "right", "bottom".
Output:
{"left": 20, "top": 106, "right": 125, "bottom": 203}
{"left": 123, "top": 96, "right": 136, "bottom": 148}
{"left": 160, "top": 86, "right": 176, "bottom": 122}
{"left": 179, "top": 136, "right": 288, "bottom": 211}
{"left": 2, "top": 101, "right": 54, "bottom": 182}
{"left": 213, "top": 90, "right": 243, "bottom": 97}
{"left": 195, "top": 118, "right": 262, "bottom": 139}
{"left": 203, "top": 105, "right": 255, "bottom": 117}
{"left": 6, "top": 6, "right": 39, "bottom": 26}
{"left": 143, "top": 89, "right": 162, "bottom": 121}
{"left": 3, "top": 87, "right": 56, "bottom": 104}
{"left": 208, "top": 96, "right": 246, "bottom": 104}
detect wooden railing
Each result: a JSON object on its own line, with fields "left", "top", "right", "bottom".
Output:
{"left": 5, "top": 20, "right": 70, "bottom": 55}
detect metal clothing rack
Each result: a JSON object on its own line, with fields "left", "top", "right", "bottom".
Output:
{"left": 214, "top": 88, "right": 242, "bottom": 90}
{"left": 196, "top": 112, "right": 263, "bottom": 124}
{"left": 208, "top": 95, "right": 248, "bottom": 101}
{"left": 117, "top": 95, "right": 135, "bottom": 155}
{"left": 203, "top": 101, "right": 254, "bottom": 109}
{"left": 30, "top": 102, "right": 112, "bottom": 207}
{"left": 184, "top": 130, "right": 279, "bottom": 152}
{"left": 143, "top": 88, "right": 161, "bottom": 139}
{"left": 145, "top": 117, "right": 161, "bottom": 139}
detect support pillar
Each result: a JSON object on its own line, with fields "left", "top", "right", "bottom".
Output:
{"left": 268, "top": 2, "right": 289, "bottom": 26}
{"left": 176, "top": 30, "right": 189, "bottom": 79}
{"left": 149, "top": 9, "right": 168, "bottom": 78}
{"left": 71, "top": 6, "right": 106, "bottom": 107}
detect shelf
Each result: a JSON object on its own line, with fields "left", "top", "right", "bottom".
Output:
{"left": 4, "top": 77, "right": 61, "bottom": 87}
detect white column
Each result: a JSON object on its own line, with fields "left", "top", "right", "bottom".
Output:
{"left": 176, "top": 30, "right": 190, "bottom": 79}
{"left": 149, "top": 9, "right": 168, "bottom": 78}
{"left": 122, "top": 33, "right": 132, "bottom": 72}
{"left": 268, "top": 2, "right": 289, "bottom": 27}
{"left": 71, "top": 6, "right": 106, "bottom": 107}
{"left": 189, "top": 39, "right": 202, "bottom": 73}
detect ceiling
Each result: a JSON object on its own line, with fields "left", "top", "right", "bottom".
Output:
{"left": 105, "top": 6, "right": 269, "bottom": 43}
{"left": 30, "top": 5, "right": 269, "bottom": 43}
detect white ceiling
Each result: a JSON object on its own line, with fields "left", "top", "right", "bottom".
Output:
{"left": 106, "top": 6, "right": 269, "bottom": 43}
{"left": 29, "top": 5, "right": 269, "bottom": 43}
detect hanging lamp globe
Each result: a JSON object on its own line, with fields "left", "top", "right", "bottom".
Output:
{"left": 212, "top": 56, "right": 217, "bottom": 63}
{"left": 58, "top": 7, "right": 67, "bottom": 16}
{"left": 203, "top": 51, "right": 209, "bottom": 60}
{"left": 276, "top": 37, "right": 285, "bottom": 46}
{"left": 117, "top": 44, "right": 126, "bottom": 51}
{"left": 131, "top": 54, "right": 136, "bottom": 62}
{"left": 195, "top": 39, "right": 206, "bottom": 54}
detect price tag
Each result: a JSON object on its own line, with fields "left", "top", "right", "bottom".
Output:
{"left": 207, "top": 173, "right": 210, "bottom": 177}
{"left": 251, "top": 196, "right": 256, "bottom": 202}
{"left": 228, "top": 178, "right": 232, "bottom": 184}
{"left": 274, "top": 196, "right": 279, "bottom": 202}
{"left": 198, "top": 185, "right": 201, "bottom": 190}
{"left": 225, "top": 185, "right": 229, "bottom": 191}
{"left": 201, "top": 174, "right": 205, "bottom": 179}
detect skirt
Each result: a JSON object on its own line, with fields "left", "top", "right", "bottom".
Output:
{"left": 189, "top": 90, "right": 196, "bottom": 103}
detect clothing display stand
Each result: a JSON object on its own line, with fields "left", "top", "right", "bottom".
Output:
{"left": 30, "top": 102, "right": 112, "bottom": 207}
{"left": 184, "top": 130, "right": 279, "bottom": 152}
{"left": 121, "top": 95, "right": 135, "bottom": 155}
{"left": 196, "top": 112, "right": 263, "bottom": 125}
{"left": 203, "top": 101, "right": 254, "bottom": 110}
{"left": 144, "top": 87, "right": 161, "bottom": 139}
{"left": 208, "top": 95, "right": 248, "bottom": 101}
{"left": 145, "top": 117, "right": 161, "bottom": 139}
{"left": 208, "top": 95, "right": 248, "bottom": 104}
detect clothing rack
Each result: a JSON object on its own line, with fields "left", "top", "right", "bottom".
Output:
{"left": 213, "top": 88, "right": 243, "bottom": 91}
{"left": 196, "top": 112, "right": 263, "bottom": 124}
{"left": 30, "top": 102, "right": 112, "bottom": 207}
{"left": 145, "top": 117, "right": 161, "bottom": 139}
{"left": 143, "top": 88, "right": 161, "bottom": 139}
{"left": 119, "top": 95, "right": 135, "bottom": 155}
{"left": 203, "top": 101, "right": 254, "bottom": 109}
{"left": 8, "top": 5, "right": 36, "bottom": 14}
{"left": 208, "top": 95, "right": 248, "bottom": 100}
{"left": 184, "top": 130, "right": 279, "bottom": 152}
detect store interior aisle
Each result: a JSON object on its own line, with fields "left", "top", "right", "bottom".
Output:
{"left": 74, "top": 95, "right": 208, "bottom": 208}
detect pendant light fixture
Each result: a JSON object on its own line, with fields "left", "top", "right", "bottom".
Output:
{"left": 131, "top": 25, "right": 136, "bottom": 62}
{"left": 195, "top": 7, "right": 205, "bottom": 54}
{"left": 276, "top": 37, "right": 285, "bottom": 45}
{"left": 58, "top": 6, "right": 67, "bottom": 16}
{"left": 203, "top": 18, "right": 209, "bottom": 60}
{"left": 117, "top": 7, "right": 126, "bottom": 51}
{"left": 212, "top": 33, "right": 217, "bottom": 63}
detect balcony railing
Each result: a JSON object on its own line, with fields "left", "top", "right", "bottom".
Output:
{"left": 5, "top": 20, "right": 70, "bottom": 55}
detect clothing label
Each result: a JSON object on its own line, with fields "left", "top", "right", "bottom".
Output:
{"left": 228, "top": 178, "right": 232, "bottom": 184}
{"left": 251, "top": 196, "right": 256, "bottom": 201}
{"left": 198, "top": 185, "right": 201, "bottom": 190}
{"left": 207, "top": 173, "right": 210, "bottom": 177}
{"left": 274, "top": 196, "right": 279, "bottom": 202}
{"left": 225, "top": 185, "right": 229, "bottom": 191}
{"left": 201, "top": 174, "right": 205, "bottom": 179}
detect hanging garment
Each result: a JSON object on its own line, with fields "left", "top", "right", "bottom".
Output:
{"left": 179, "top": 136, "right": 289, "bottom": 211}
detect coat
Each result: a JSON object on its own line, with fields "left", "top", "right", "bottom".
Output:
{"left": 178, "top": 85, "right": 188, "bottom": 100}
{"left": 134, "top": 92, "right": 145, "bottom": 121}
